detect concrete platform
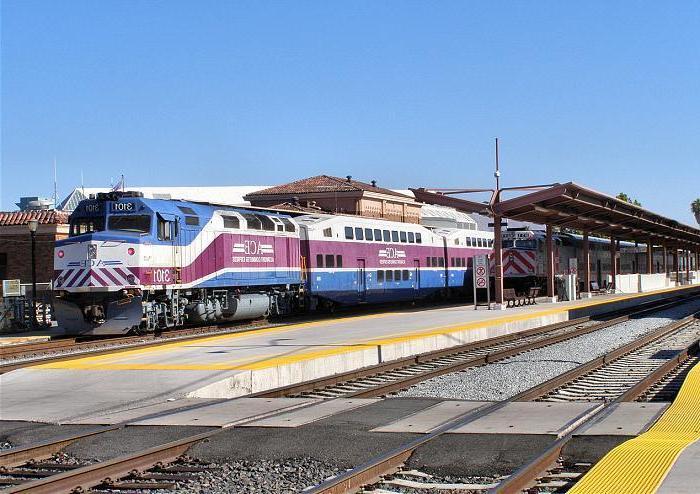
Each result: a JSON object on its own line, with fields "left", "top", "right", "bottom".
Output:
{"left": 371, "top": 400, "right": 488, "bottom": 433}
{"left": 576, "top": 403, "right": 669, "bottom": 436}
{"left": 241, "top": 398, "right": 381, "bottom": 428}
{"left": 2, "top": 284, "right": 698, "bottom": 424}
{"left": 655, "top": 438, "right": 700, "bottom": 494}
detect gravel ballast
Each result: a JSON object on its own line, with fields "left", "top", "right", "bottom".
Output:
{"left": 172, "top": 458, "right": 343, "bottom": 494}
{"left": 397, "top": 299, "right": 700, "bottom": 400}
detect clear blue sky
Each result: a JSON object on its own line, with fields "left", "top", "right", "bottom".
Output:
{"left": 2, "top": 1, "right": 699, "bottom": 224}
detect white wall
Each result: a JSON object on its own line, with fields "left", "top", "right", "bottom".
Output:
{"left": 639, "top": 273, "right": 669, "bottom": 292}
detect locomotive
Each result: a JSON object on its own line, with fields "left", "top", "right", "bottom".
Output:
{"left": 53, "top": 191, "right": 493, "bottom": 335}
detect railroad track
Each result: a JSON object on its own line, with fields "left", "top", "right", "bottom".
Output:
{"left": 255, "top": 294, "right": 700, "bottom": 400}
{"left": 303, "top": 309, "right": 700, "bottom": 494}
{"left": 2, "top": 298, "right": 699, "bottom": 493}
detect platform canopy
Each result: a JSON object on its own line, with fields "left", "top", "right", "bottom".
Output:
{"left": 412, "top": 182, "right": 700, "bottom": 247}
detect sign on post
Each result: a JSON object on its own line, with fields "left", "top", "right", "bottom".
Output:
{"left": 2, "top": 279, "right": 21, "bottom": 297}
{"left": 473, "top": 255, "right": 491, "bottom": 310}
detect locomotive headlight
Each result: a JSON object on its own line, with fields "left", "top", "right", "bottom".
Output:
{"left": 57, "top": 250, "right": 64, "bottom": 258}
{"left": 127, "top": 247, "right": 135, "bottom": 256}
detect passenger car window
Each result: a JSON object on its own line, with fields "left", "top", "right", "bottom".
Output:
{"left": 316, "top": 254, "right": 323, "bottom": 267}
{"left": 256, "top": 214, "right": 276, "bottom": 231}
{"left": 365, "top": 228, "right": 373, "bottom": 241}
{"left": 336, "top": 255, "right": 343, "bottom": 268}
{"left": 280, "top": 218, "right": 296, "bottom": 232}
{"left": 415, "top": 233, "right": 422, "bottom": 244}
{"left": 386, "top": 270, "right": 393, "bottom": 281}
{"left": 438, "top": 257, "right": 445, "bottom": 267}
{"left": 242, "top": 213, "right": 261, "bottom": 230}
{"left": 383, "top": 230, "right": 390, "bottom": 242}
{"left": 325, "top": 254, "right": 335, "bottom": 268}
{"left": 377, "top": 270, "right": 384, "bottom": 282}
{"left": 391, "top": 231, "right": 399, "bottom": 242}
{"left": 400, "top": 232, "right": 407, "bottom": 243}
{"left": 323, "top": 227, "right": 332, "bottom": 238}
{"left": 402, "top": 270, "right": 409, "bottom": 280}
{"left": 394, "top": 269, "right": 401, "bottom": 280}
{"left": 374, "top": 229, "right": 382, "bottom": 241}
{"left": 355, "top": 227, "right": 364, "bottom": 240}
{"left": 345, "top": 226, "right": 353, "bottom": 239}
{"left": 408, "top": 232, "right": 415, "bottom": 243}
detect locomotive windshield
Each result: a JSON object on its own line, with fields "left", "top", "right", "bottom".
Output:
{"left": 69, "top": 217, "right": 105, "bottom": 236}
{"left": 107, "top": 215, "right": 151, "bottom": 233}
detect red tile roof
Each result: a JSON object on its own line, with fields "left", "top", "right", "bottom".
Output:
{"left": 0, "top": 210, "right": 70, "bottom": 226}
{"left": 245, "top": 175, "right": 413, "bottom": 200}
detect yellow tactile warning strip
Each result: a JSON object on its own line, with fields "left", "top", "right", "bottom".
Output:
{"left": 31, "top": 284, "right": 700, "bottom": 372}
{"left": 569, "top": 359, "right": 700, "bottom": 494}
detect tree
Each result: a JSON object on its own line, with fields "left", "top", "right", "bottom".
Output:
{"left": 616, "top": 192, "right": 642, "bottom": 207}
{"left": 692, "top": 198, "right": 700, "bottom": 225}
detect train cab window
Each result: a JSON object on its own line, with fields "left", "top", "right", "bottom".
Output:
{"left": 345, "top": 226, "right": 354, "bottom": 239}
{"left": 325, "top": 254, "right": 335, "bottom": 268}
{"left": 374, "top": 229, "right": 382, "bottom": 241}
{"left": 438, "top": 257, "right": 445, "bottom": 267}
{"left": 402, "top": 270, "right": 409, "bottom": 280}
{"left": 281, "top": 218, "right": 296, "bottom": 232}
{"left": 377, "top": 270, "right": 384, "bottom": 282}
{"left": 109, "top": 215, "right": 151, "bottom": 233}
{"left": 256, "top": 214, "right": 276, "bottom": 231}
{"left": 270, "top": 217, "right": 284, "bottom": 232}
{"left": 383, "top": 230, "right": 391, "bottom": 242}
{"left": 316, "top": 254, "right": 324, "bottom": 267}
{"left": 70, "top": 217, "right": 105, "bottom": 236}
{"left": 408, "top": 232, "right": 415, "bottom": 243}
{"left": 323, "top": 228, "right": 333, "bottom": 238}
{"left": 222, "top": 215, "right": 240, "bottom": 229}
{"left": 415, "top": 233, "right": 422, "bottom": 243}
{"left": 242, "top": 213, "right": 261, "bottom": 230}
{"left": 157, "top": 215, "right": 174, "bottom": 240}
{"left": 386, "top": 270, "right": 394, "bottom": 281}
{"left": 355, "top": 227, "right": 364, "bottom": 240}
{"left": 336, "top": 255, "right": 343, "bottom": 268}
{"left": 185, "top": 216, "right": 199, "bottom": 226}
{"left": 177, "top": 206, "right": 197, "bottom": 215}
{"left": 394, "top": 269, "right": 401, "bottom": 281}
{"left": 400, "top": 231, "right": 407, "bottom": 243}
{"left": 391, "top": 231, "right": 399, "bottom": 242}
{"left": 365, "top": 228, "right": 373, "bottom": 241}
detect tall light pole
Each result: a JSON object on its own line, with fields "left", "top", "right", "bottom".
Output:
{"left": 28, "top": 219, "right": 39, "bottom": 329}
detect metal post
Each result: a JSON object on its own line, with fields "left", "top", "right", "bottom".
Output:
{"left": 673, "top": 248, "right": 679, "bottom": 285}
{"left": 686, "top": 248, "right": 691, "bottom": 282}
{"left": 493, "top": 214, "right": 504, "bottom": 309}
{"left": 582, "top": 232, "right": 591, "bottom": 297}
{"left": 609, "top": 235, "right": 617, "bottom": 291}
{"left": 30, "top": 229, "right": 37, "bottom": 329}
{"left": 646, "top": 237, "right": 653, "bottom": 275}
{"left": 663, "top": 242, "right": 668, "bottom": 274}
{"left": 546, "top": 224, "right": 555, "bottom": 300}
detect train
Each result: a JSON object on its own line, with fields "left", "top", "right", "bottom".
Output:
{"left": 53, "top": 191, "right": 493, "bottom": 335}
{"left": 500, "top": 229, "right": 657, "bottom": 291}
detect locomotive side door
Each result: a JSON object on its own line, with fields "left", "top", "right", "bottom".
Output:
{"left": 156, "top": 213, "right": 180, "bottom": 285}
{"left": 357, "top": 259, "right": 367, "bottom": 301}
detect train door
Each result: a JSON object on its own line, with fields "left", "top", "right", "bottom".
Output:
{"left": 156, "top": 214, "right": 180, "bottom": 284}
{"left": 357, "top": 259, "right": 367, "bottom": 301}
{"left": 413, "top": 259, "right": 420, "bottom": 296}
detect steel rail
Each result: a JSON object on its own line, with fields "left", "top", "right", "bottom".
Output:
{"left": 306, "top": 310, "right": 700, "bottom": 494}
{"left": 254, "top": 293, "right": 698, "bottom": 399}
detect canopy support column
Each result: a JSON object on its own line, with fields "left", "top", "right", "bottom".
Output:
{"left": 582, "top": 232, "right": 591, "bottom": 298}
{"left": 663, "top": 242, "right": 668, "bottom": 274}
{"left": 646, "top": 237, "right": 654, "bottom": 275}
{"left": 673, "top": 248, "right": 679, "bottom": 286}
{"left": 609, "top": 235, "right": 617, "bottom": 291}
{"left": 493, "top": 214, "right": 504, "bottom": 310}
{"left": 546, "top": 224, "right": 556, "bottom": 302}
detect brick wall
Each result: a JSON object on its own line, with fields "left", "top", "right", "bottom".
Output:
{"left": 0, "top": 232, "right": 65, "bottom": 284}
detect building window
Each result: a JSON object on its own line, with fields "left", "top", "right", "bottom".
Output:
{"left": 355, "top": 227, "right": 364, "bottom": 240}
{"left": 325, "top": 254, "right": 335, "bottom": 268}
{"left": 391, "top": 231, "right": 399, "bottom": 242}
{"left": 365, "top": 228, "right": 373, "bottom": 241}
{"left": 222, "top": 215, "right": 240, "bottom": 229}
{"left": 383, "top": 230, "right": 390, "bottom": 242}
{"left": 316, "top": 254, "right": 324, "bottom": 267}
{"left": 323, "top": 227, "right": 332, "bottom": 238}
{"left": 345, "top": 226, "right": 353, "bottom": 239}
{"left": 336, "top": 255, "right": 343, "bottom": 268}
{"left": 400, "top": 231, "right": 407, "bottom": 243}
{"left": 0, "top": 253, "right": 6, "bottom": 279}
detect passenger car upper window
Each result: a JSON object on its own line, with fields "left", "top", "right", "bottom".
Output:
{"left": 383, "top": 230, "right": 390, "bottom": 242}
{"left": 400, "top": 231, "right": 407, "bottom": 243}
{"left": 415, "top": 232, "right": 422, "bottom": 244}
{"left": 391, "top": 231, "right": 399, "bottom": 242}
{"left": 256, "top": 214, "right": 276, "bottom": 231}
{"left": 365, "top": 228, "right": 373, "bottom": 241}
{"left": 374, "top": 229, "right": 382, "bottom": 241}
{"left": 355, "top": 227, "right": 364, "bottom": 240}
{"left": 280, "top": 218, "right": 296, "bottom": 232}
{"left": 345, "top": 226, "right": 353, "bottom": 239}
{"left": 323, "top": 228, "right": 332, "bottom": 238}
{"left": 408, "top": 232, "right": 415, "bottom": 243}
{"left": 242, "top": 213, "right": 261, "bottom": 230}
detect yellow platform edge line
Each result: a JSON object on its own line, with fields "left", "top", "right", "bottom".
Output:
{"left": 32, "top": 284, "right": 700, "bottom": 371}
{"left": 569, "top": 359, "right": 700, "bottom": 494}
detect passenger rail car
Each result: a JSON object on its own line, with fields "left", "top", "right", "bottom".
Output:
{"left": 501, "top": 230, "right": 658, "bottom": 291}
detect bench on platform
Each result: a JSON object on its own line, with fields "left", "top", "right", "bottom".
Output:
{"left": 503, "top": 288, "right": 525, "bottom": 308}
{"left": 590, "top": 282, "right": 606, "bottom": 295}
{"left": 525, "top": 287, "right": 541, "bottom": 305}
